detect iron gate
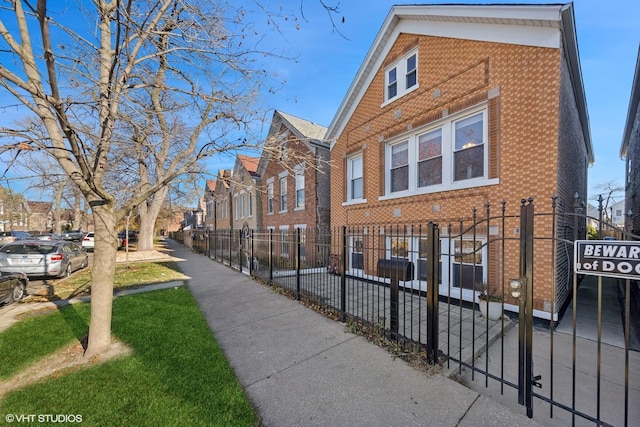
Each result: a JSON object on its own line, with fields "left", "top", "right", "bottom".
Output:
{"left": 450, "top": 197, "right": 639, "bottom": 427}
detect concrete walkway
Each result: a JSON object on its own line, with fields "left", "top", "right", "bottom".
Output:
{"left": 0, "top": 239, "right": 544, "bottom": 426}
{"left": 161, "top": 239, "right": 543, "bottom": 426}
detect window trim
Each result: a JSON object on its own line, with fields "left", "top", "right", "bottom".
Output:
{"left": 294, "top": 164, "right": 305, "bottom": 210}
{"left": 382, "top": 48, "right": 419, "bottom": 106}
{"left": 344, "top": 153, "right": 366, "bottom": 205}
{"left": 279, "top": 175, "right": 288, "bottom": 213}
{"left": 380, "top": 104, "right": 497, "bottom": 201}
{"left": 266, "top": 180, "right": 274, "bottom": 215}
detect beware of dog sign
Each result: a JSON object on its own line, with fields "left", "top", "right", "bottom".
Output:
{"left": 574, "top": 240, "right": 640, "bottom": 280}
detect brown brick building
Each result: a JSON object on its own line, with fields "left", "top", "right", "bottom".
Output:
{"left": 257, "top": 111, "right": 330, "bottom": 265}
{"left": 325, "top": 4, "right": 593, "bottom": 320}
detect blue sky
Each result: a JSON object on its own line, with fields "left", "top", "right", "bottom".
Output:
{"left": 221, "top": 0, "right": 637, "bottom": 201}
{"left": 1, "top": 1, "right": 636, "bottom": 203}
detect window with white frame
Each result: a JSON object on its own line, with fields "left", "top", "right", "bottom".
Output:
{"left": 234, "top": 195, "right": 239, "bottom": 220}
{"left": 240, "top": 193, "right": 245, "bottom": 218}
{"left": 347, "top": 155, "right": 364, "bottom": 201}
{"left": 247, "top": 191, "right": 253, "bottom": 217}
{"left": 267, "top": 182, "right": 274, "bottom": 214}
{"left": 384, "top": 50, "right": 418, "bottom": 103}
{"left": 279, "top": 176, "right": 287, "bottom": 212}
{"left": 385, "top": 108, "right": 488, "bottom": 196}
{"left": 295, "top": 166, "right": 305, "bottom": 209}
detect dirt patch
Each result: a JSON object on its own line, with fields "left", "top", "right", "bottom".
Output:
{"left": 0, "top": 338, "right": 132, "bottom": 399}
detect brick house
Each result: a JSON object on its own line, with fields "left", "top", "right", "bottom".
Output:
{"left": 621, "top": 46, "right": 640, "bottom": 236}
{"left": 256, "top": 111, "right": 330, "bottom": 266}
{"left": 204, "top": 179, "right": 216, "bottom": 232}
{"left": 230, "top": 155, "right": 261, "bottom": 233}
{"left": 210, "top": 169, "right": 232, "bottom": 231}
{"left": 325, "top": 4, "right": 593, "bottom": 319}
{"left": 27, "top": 201, "right": 54, "bottom": 233}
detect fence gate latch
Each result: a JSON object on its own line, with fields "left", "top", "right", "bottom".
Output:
{"left": 532, "top": 375, "right": 542, "bottom": 388}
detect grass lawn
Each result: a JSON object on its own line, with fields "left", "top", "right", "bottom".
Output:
{"left": 0, "top": 287, "right": 258, "bottom": 426}
{"left": 43, "top": 260, "right": 189, "bottom": 300}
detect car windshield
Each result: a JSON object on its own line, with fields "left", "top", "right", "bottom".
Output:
{"left": 0, "top": 244, "right": 57, "bottom": 254}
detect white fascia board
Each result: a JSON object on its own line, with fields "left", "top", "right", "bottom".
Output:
{"left": 399, "top": 19, "right": 560, "bottom": 49}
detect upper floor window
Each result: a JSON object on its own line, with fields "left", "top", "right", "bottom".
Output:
{"left": 279, "top": 176, "right": 287, "bottom": 212}
{"left": 247, "top": 192, "right": 253, "bottom": 217}
{"left": 384, "top": 108, "right": 488, "bottom": 197}
{"left": 233, "top": 195, "right": 237, "bottom": 220}
{"left": 347, "top": 155, "right": 364, "bottom": 201}
{"left": 384, "top": 50, "right": 418, "bottom": 104}
{"left": 267, "top": 182, "right": 274, "bottom": 214}
{"left": 295, "top": 166, "right": 305, "bottom": 209}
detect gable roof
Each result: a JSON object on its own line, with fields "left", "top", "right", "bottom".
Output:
{"left": 27, "top": 201, "right": 52, "bottom": 215}
{"left": 325, "top": 3, "right": 593, "bottom": 163}
{"left": 205, "top": 179, "right": 216, "bottom": 193}
{"left": 237, "top": 154, "right": 260, "bottom": 178}
{"left": 258, "top": 110, "right": 329, "bottom": 176}
{"left": 276, "top": 111, "right": 328, "bottom": 143}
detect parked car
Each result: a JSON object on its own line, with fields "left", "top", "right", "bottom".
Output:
{"left": 34, "top": 233, "right": 61, "bottom": 241}
{"left": 81, "top": 232, "right": 95, "bottom": 251}
{"left": 0, "top": 241, "right": 89, "bottom": 278}
{"left": 84, "top": 232, "right": 125, "bottom": 251}
{"left": 0, "top": 230, "right": 32, "bottom": 245}
{"left": 61, "top": 229, "right": 85, "bottom": 241}
{"left": 0, "top": 271, "right": 28, "bottom": 306}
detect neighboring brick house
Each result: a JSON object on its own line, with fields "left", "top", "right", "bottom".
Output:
{"left": 230, "top": 155, "right": 261, "bottom": 232}
{"left": 211, "top": 169, "right": 233, "bottom": 231}
{"left": 256, "top": 111, "right": 330, "bottom": 266}
{"left": 621, "top": 46, "right": 640, "bottom": 236}
{"left": 27, "top": 201, "right": 54, "bottom": 233}
{"left": 325, "top": 4, "right": 593, "bottom": 319}
{"left": 204, "top": 179, "right": 216, "bottom": 232}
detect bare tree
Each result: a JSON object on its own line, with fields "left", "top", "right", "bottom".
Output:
{"left": 590, "top": 180, "right": 624, "bottom": 223}
{"left": 0, "top": 0, "right": 306, "bottom": 356}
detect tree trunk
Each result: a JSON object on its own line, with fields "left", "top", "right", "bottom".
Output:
{"left": 137, "top": 186, "right": 169, "bottom": 252}
{"left": 84, "top": 204, "right": 118, "bottom": 358}
{"left": 72, "top": 192, "right": 82, "bottom": 230}
{"left": 54, "top": 184, "right": 63, "bottom": 234}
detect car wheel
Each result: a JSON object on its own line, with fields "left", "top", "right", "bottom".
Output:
{"left": 10, "top": 282, "right": 26, "bottom": 303}
{"left": 63, "top": 263, "right": 72, "bottom": 278}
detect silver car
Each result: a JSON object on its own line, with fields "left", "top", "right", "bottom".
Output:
{"left": 0, "top": 271, "right": 28, "bottom": 306}
{"left": 0, "top": 241, "right": 89, "bottom": 278}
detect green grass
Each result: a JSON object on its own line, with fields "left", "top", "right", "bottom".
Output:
{"left": 0, "top": 288, "right": 258, "bottom": 427}
{"left": 48, "top": 261, "right": 189, "bottom": 300}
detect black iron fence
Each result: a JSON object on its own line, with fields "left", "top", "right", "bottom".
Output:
{"left": 170, "top": 196, "right": 639, "bottom": 426}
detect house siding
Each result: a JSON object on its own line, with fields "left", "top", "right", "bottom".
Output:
{"left": 330, "top": 32, "right": 588, "bottom": 316}
{"left": 552, "top": 50, "right": 589, "bottom": 312}
{"left": 627, "top": 102, "right": 640, "bottom": 235}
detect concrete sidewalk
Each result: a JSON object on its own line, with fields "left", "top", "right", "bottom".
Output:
{"left": 161, "top": 238, "right": 543, "bottom": 426}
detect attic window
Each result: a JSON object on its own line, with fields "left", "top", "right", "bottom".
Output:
{"left": 384, "top": 49, "right": 418, "bottom": 105}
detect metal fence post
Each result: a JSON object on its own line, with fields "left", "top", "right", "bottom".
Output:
{"left": 250, "top": 230, "right": 254, "bottom": 277}
{"left": 296, "top": 228, "right": 301, "bottom": 301}
{"left": 341, "top": 226, "right": 347, "bottom": 322}
{"left": 269, "top": 229, "right": 273, "bottom": 285}
{"left": 517, "top": 198, "right": 535, "bottom": 417}
{"left": 238, "top": 229, "right": 243, "bottom": 272}
{"left": 426, "top": 221, "right": 440, "bottom": 364}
